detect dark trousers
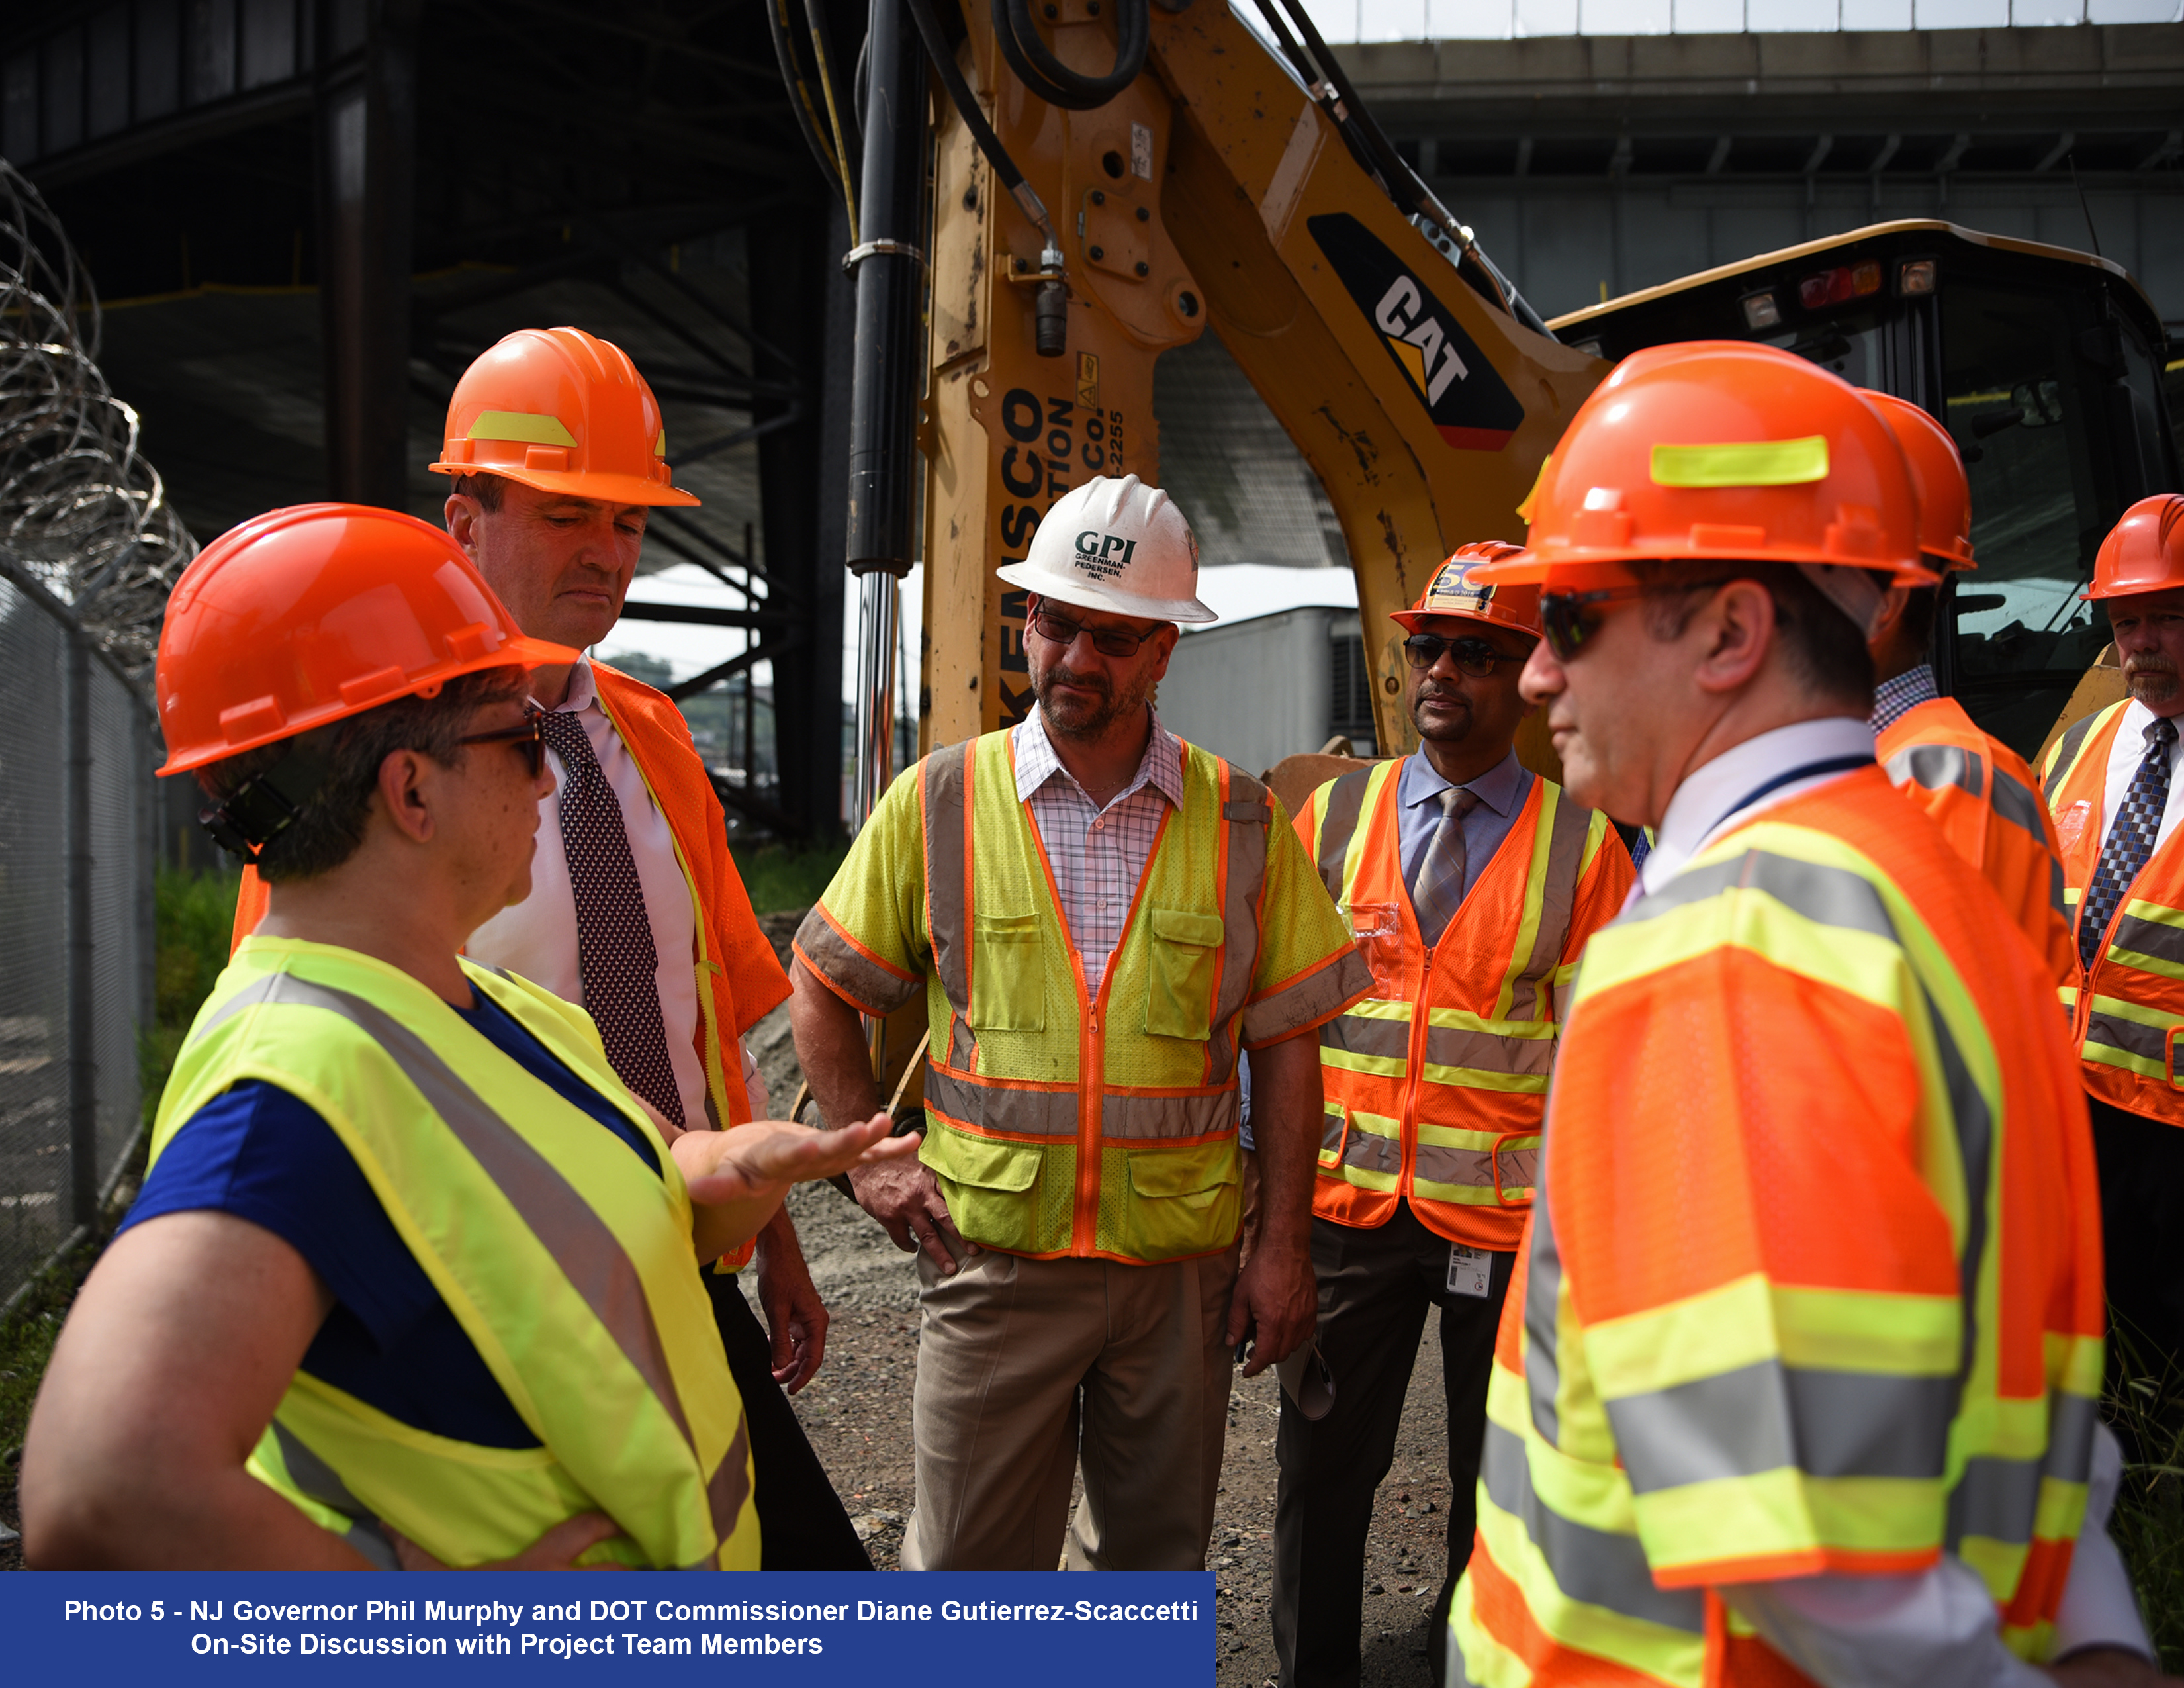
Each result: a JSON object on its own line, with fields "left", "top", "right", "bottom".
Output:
{"left": 2089, "top": 1098, "right": 2184, "bottom": 1443}
{"left": 1271, "top": 1203, "right": 1514, "bottom": 1688}
{"left": 704, "top": 1270, "right": 874, "bottom": 1570}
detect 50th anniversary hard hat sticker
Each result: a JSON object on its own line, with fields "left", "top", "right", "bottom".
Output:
{"left": 13, "top": 1574, "right": 1212, "bottom": 1681}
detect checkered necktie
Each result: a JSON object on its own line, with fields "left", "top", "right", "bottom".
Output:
{"left": 537, "top": 709, "right": 685, "bottom": 1127}
{"left": 2079, "top": 715, "right": 2179, "bottom": 971}
{"left": 1410, "top": 786, "right": 1480, "bottom": 947}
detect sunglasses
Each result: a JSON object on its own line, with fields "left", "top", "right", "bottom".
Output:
{"left": 1537, "top": 579, "right": 1739, "bottom": 661}
{"left": 458, "top": 706, "right": 547, "bottom": 779}
{"left": 1029, "top": 606, "right": 1162, "bottom": 659}
{"left": 1402, "top": 633, "right": 1526, "bottom": 676}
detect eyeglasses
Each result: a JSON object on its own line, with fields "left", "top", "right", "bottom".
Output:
{"left": 1537, "top": 579, "right": 1739, "bottom": 661}
{"left": 1029, "top": 606, "right": 1163, "bottom": 659}
{"left": 1402, "top": 633, "right": 1527, "bottom": 676}
{"left": 458, "top": 706, "right": 547, "bottom": 779}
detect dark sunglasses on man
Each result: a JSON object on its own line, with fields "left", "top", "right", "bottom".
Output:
{"left": 1536, "top": 578, "right": 1739, "bottom": 662}
{"left": 1401, "top": 633, "right": 1527, "bottom": 677}
{"left": 459, "top": 705, "right": 549, "bottom": 779}
{"left": 1028, "top": 604, "right": 1163, "bottom": 659}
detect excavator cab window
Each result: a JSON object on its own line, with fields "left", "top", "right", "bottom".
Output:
{"left": 1940, "top": 279, "right": 2113, "bottom": 757}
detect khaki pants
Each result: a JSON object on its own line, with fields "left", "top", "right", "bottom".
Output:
{"left": 900, "top": 1243, "right": 1241, "bottom": 1571}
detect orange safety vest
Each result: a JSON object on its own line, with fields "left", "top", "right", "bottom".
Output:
{"left": 1294, "top": 760, "right": 1632, "bottom": 1251}
{"left": 2041, "top": 699, "right": 2184, "bottom": 1124}
{"left": 1451, "top": 767, "right": 2104, "bottom": 1685}
{"left": 1877, "top": 696, "right": 2073, "bottom": 986}
{"left": 230, "top": 660, "right": 790, "bottom": 1133}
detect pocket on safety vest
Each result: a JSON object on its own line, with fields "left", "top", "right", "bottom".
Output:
{"left": 921, "top": 1121, "right": 1048, "bottom": 1256}
{"left": 1341, "top": 902, "right": 1404, "bottom": 994}
{"left": 1146, "top": 908, "right": 1226, "bottom": 1041}
{"left": 1117, "top": 1141, "right": 1241, "bottom": 1262}
{"left": 1317, "top": 1101, "right": 1349, "bottom": 1172}
{"left": 971, "top": 912, "right": 1047, "bottom": 1033}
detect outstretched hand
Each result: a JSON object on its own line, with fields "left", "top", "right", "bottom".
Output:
{"left": 674, "top": 1113, "right": 920, "bottom": 1262}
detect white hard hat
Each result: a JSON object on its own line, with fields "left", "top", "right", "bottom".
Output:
{"left": 996, "top": 474, "right": 1216, "bottom": 624}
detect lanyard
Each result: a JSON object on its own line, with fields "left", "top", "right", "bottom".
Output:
{"left": 1699, "top": 753, "right": 1875, "bottom": 851}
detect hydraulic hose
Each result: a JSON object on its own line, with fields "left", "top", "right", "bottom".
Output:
{"left": 991, "top": 0, "right": 1148, "bottom": 111}
{"left": 768, "top": 0, "right": 860, "bottom": 242}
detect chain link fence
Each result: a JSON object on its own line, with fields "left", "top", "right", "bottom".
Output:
{"left": 0, "top": 555, "right": 158, "bottom": 1319}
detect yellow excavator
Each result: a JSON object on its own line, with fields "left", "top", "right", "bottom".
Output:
{"left": 770, "top": 0, "right": 2177, "bottom": 1099}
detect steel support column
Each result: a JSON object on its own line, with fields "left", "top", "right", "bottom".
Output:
{"left": 753, "top": 199, "right": 854, "bottom": 840}
{"left": 316, "top": 0, "right": 419, "bottom": 508}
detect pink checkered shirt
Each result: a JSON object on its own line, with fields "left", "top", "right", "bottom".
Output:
{"left": 1012, "top": 707, "right": 1188, "bottom": 993}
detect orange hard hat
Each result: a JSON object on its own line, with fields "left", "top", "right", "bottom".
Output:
{"left": 1861, "top": 389, "right": 1976, "bottom": 570}
{"left": 1470, "top": 342, "right": 1934, "bottom": 592}
{"left": 1390, "top": 542, "right": 1541, "bottom": 638}
{"left": 156, "top": 504, "right": 576, "bottom": 776}
{"left": 2085, "top": 495, "right": 2184, "bottom": 601}
{"left": 429, "top": 326, "right": 700, "bottom": 507}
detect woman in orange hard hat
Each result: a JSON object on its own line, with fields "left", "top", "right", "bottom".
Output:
{"left": 1861, "top": 387, "right": 2075, "bottom": 986}
{"left": 1443, "top": 343, "right": 2135, "bottom": 1684}
{"left": 2040, "top": 493, "right": 2184, "bottom": 1417}
{"left": 21, "top": 503, "right": 911, "bottom": 1570}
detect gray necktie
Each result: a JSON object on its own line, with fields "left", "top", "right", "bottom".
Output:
{"left": 536, "top": 709, "right": 686, "bottom": 1127}
{"left": 1410, "top": 787, "right": 1480, "bottom": 947}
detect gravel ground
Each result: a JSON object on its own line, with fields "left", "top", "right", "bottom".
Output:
{"left": 751, "top": 907, "right": 1463, "bottom": 1687}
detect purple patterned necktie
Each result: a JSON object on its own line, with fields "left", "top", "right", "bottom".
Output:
{"left": 537, "top": 709, "right": 686, "bottom": 1127}
{"left": 1410, "top": 786, "right": 1480, "bottom": 947}
{"left": 2079, "top": 715, "right": 2179, "bottom": 971}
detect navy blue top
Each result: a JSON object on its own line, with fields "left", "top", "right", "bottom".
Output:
{"left": 122, "top": 984, "right": 662, "bottom": 1449}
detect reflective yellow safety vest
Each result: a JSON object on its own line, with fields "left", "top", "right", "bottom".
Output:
{"left": 154, "top": 937, "right": 756, "bottom": 1570}
{"left": 2042, "top": 700, "right": 2184, "bottom": 1123}
{"left": 795, "top": 729, "right": 1369, "bottom": 1263}
{"left": 1295, "top": 761, "right": 1631, "bottom": 1250}
{"left": 1449, "top": 770, "right": 2104, "bottom": 1685}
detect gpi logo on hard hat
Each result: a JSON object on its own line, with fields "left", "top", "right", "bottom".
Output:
{"left": 1391, "top": 541, "right": 1541, "bottom": 639}
{"left": 429, "top": 326, "right": 701, "bottom": 508}
{"left": 999, "top": 475, "right": 1216, "bottom": 624}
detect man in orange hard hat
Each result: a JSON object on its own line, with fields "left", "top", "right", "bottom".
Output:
{"left": 1444, "top": 344, "right": 2141, "bottom": 1684}
{"left": 226, "top": 327, "right": 866, "bottom": 1568}
{"left": 1861, "top": 389, "right": 2073, "bottom": 984}
{"left": 1275, "top": 545, "right": 1632, "bottom": 1688}
{"left": 2042, "top": 493, "right": 2184, "bottom": 1401}
{"left": 25, "top": 504, "right": 909, "bottom": 1570}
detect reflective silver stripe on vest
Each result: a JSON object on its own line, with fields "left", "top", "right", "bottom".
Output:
{"left": 1605, "top": 1360, "right": 1958, "bottom": 1491}
{"left": 1423, "top": 1021, "right": 1556, "bottom": 1081}
{"left": 2044, "top": 712, "right": 2103, "bottom": 805}
{"left": 923, "top": 743, "right": 972, "bottom": 1018}
{"left": 1886, "top": 743, "right": 1986, "bottom": 800}
{"left": 269, "top": 1420, "right": 400, "bottom": 1570}
{"left": 201, "top": 972, "right": 751, "bottom": 1548}
{"left": 1209, "top": 776, "right": 1271, "bottom": 1076}
{"left": 2109, "top": 914, "right": 2184, "bottom": 970}
{"left": 1506, "top": 790, "right": 1591, "bottom": 1021}
{"left": 1523, "top": 1166, "right": 1567, "bottom": 1446}
{"left": 1624, "top": 850, "right": 1897, "bottom": 941}
{"left": 1322, "top": 1009, "right": 1409, "bottom": 1063}
{"left": 923, "top": 1064, "right": 1241, "bottom": 1142}
{"left": 1481, "top": 1417, "right": 1704, "bottom": 1635}
{"left": 1946, "top": 1390, "right": 2098, "bottom": 1550}
{"left": 696, "top": 1417, "right": 752, "bottom": 1564}
{"left": 1416, "top": 1139, "right": 1537, "bottom": 1195}
{"left": 1339, "top": 1124, "right": 1402, "bottom": 1178}
{"left": 792, "top": 907, "right": 920, "bottom": 1017}
{"left": 1989, "top": 765, "right": 2047, "bottom": 843}
{"left": 2083, "top": 1011, "right": 2175, "bottom": 1070}
{"left": 1316, "top": 769, "right": 1373, "bottom": 903}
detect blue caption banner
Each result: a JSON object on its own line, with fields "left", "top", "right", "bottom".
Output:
{"left": 0, "top": 1572, "right": 1214, "bottom": 1684}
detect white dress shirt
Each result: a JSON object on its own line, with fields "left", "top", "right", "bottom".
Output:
{"left": 2099, "top": 696, "right": 2184, "bottom": 859}
{"left": 469, "top": 657, "right": 743, "bottom": 1128}
{"left": 1637, "top": 716, "right": 1878, "bottom": 900}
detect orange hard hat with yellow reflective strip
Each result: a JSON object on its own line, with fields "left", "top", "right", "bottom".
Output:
{"left": 156, "top": 503, "right": 576, "bottom": 776}
{"left": 2085, "top": 494, "right": 2184, "bottom": 601}
{"left": 1862, "top": 389, "right": 1976, "bottom": 570}
{"left": 1390, "top": 541, "right": 1541, "bottom": 638}
{"left": 1471, "top": 341, "right": 1934, "bottom": 592}
{"left": 430, "top": 326, "right": 700, "bottom": 507}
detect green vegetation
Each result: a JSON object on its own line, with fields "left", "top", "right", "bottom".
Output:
{"left": 732, "top": 841, "right": 848, "bottom": 914}
{"left": 2107, "top": 1333, "right": 2184, "bottom": 1668}
{"left": 2, "top": 866, "right": 238, "bottom": 1554}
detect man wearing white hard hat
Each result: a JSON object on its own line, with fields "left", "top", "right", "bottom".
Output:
{"left": 791, "top": 475, "right": 1370, "bottom": 1570}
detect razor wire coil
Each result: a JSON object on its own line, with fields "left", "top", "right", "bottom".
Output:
{"left": 0, "top": 158, "right": 194, "bottom": 686}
